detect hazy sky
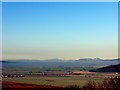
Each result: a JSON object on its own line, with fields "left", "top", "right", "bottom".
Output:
{"left": 2, "top": 2, "right": 118, "bottom": 60}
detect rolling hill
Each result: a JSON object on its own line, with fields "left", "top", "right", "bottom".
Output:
{"left": 90, "top": 64, "right": 120, "bottom": 72}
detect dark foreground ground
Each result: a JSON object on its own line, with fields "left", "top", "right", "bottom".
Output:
{"left": 1, "top": 81, "right": 120, "bottom": 90}
{"left": 2, "top": 81, "right": 65, "bottom": 90}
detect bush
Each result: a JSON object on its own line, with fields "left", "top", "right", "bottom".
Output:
{"left": 84, "top": 76, "right": 120, "bottom": 89}
{"left": 66, "top": 85, "right": 80, "bottom": 90}
{"left": 101, "top": 76, "right": 120, "bottom": 87}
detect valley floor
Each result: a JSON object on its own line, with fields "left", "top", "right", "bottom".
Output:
{"left": 2, "top": 72, "right": 118, "bottom": 87}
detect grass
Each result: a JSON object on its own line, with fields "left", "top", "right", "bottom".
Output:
{"left": 3, "top": 76, "right": 104, "bottom": 87}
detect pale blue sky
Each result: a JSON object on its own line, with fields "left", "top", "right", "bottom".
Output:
{"left": 0, "top": 2, "right": 2, "bottom": 60}
{"left": 1, "top": 0, "right": 119, "bottom": 2}
{"left": 2, "top": 2, "right": 118, "bottom": 60}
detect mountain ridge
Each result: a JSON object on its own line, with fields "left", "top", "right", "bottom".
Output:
{"left": 90, "top": 64, "right": 120, "bottom": 72}
{"left": 1, "top": 58, "right": 119, "bottom": 62}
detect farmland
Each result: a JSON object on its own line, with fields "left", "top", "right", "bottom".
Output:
{"left": 2, "top": 75, "right": 102, "bottom": 87}
{"left": 2, "top": 71, "right": 118, "bottom": 87}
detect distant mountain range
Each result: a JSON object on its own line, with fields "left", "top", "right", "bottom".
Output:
{"left": 76, "top": 58, "right": 120, "bottom": 61}
{"left": 1, "top": 58, "right": 64, "bottom": 63}
{"left": 1, "top": 58, "right": 120, "bottom": 62}
{"left": 1, "top": 58, "right": 119, "bottom": 68}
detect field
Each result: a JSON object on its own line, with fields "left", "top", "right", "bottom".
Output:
{"left": 3, "top": 76, "right": 102, "bottom": 87}
{"left": 2, "top": 71, "right": 118, "bottom": 87}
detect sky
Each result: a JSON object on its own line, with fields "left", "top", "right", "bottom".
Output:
{"left": 0, "top": 2, "right": 2, "bottom": 60}
{"left": 2, "top": 2, "right": 118, "bottom": 60}
{"left": 1, "top": 0, "right": 120, "bottom": 2}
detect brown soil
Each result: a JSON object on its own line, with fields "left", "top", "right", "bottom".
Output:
{"left": 2, "top": 81, "right": 65, "bottom": 90}
{"left": 2, "top": 81, "right": 120, "bottom": 90}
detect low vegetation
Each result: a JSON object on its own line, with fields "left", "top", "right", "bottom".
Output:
{"left": 83, "top": 76, "right": 120, "bottom": 89}
{"left": 65, "top": 76, "right": 120, "bottom": 89}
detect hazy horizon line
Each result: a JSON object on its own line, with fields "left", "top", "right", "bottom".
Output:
{"left": 1, "top": 57, "right": 119, "bottom": 61}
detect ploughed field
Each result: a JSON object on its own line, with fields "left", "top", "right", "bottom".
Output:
{"left": 2, "top": 81, "right": 65, "bottom": 90}
{"left": 2, "top": 81, "right": 120, "bottom": 90}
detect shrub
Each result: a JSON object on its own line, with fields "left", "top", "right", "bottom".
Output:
{"left": 101, "top": 76, "right": 120, "bottom": 87}
{"left": 84, "top": 76, "right": 120, "bottom": 89}
{"left": 66, "top": 85, "right": 80, "bottom": 90}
